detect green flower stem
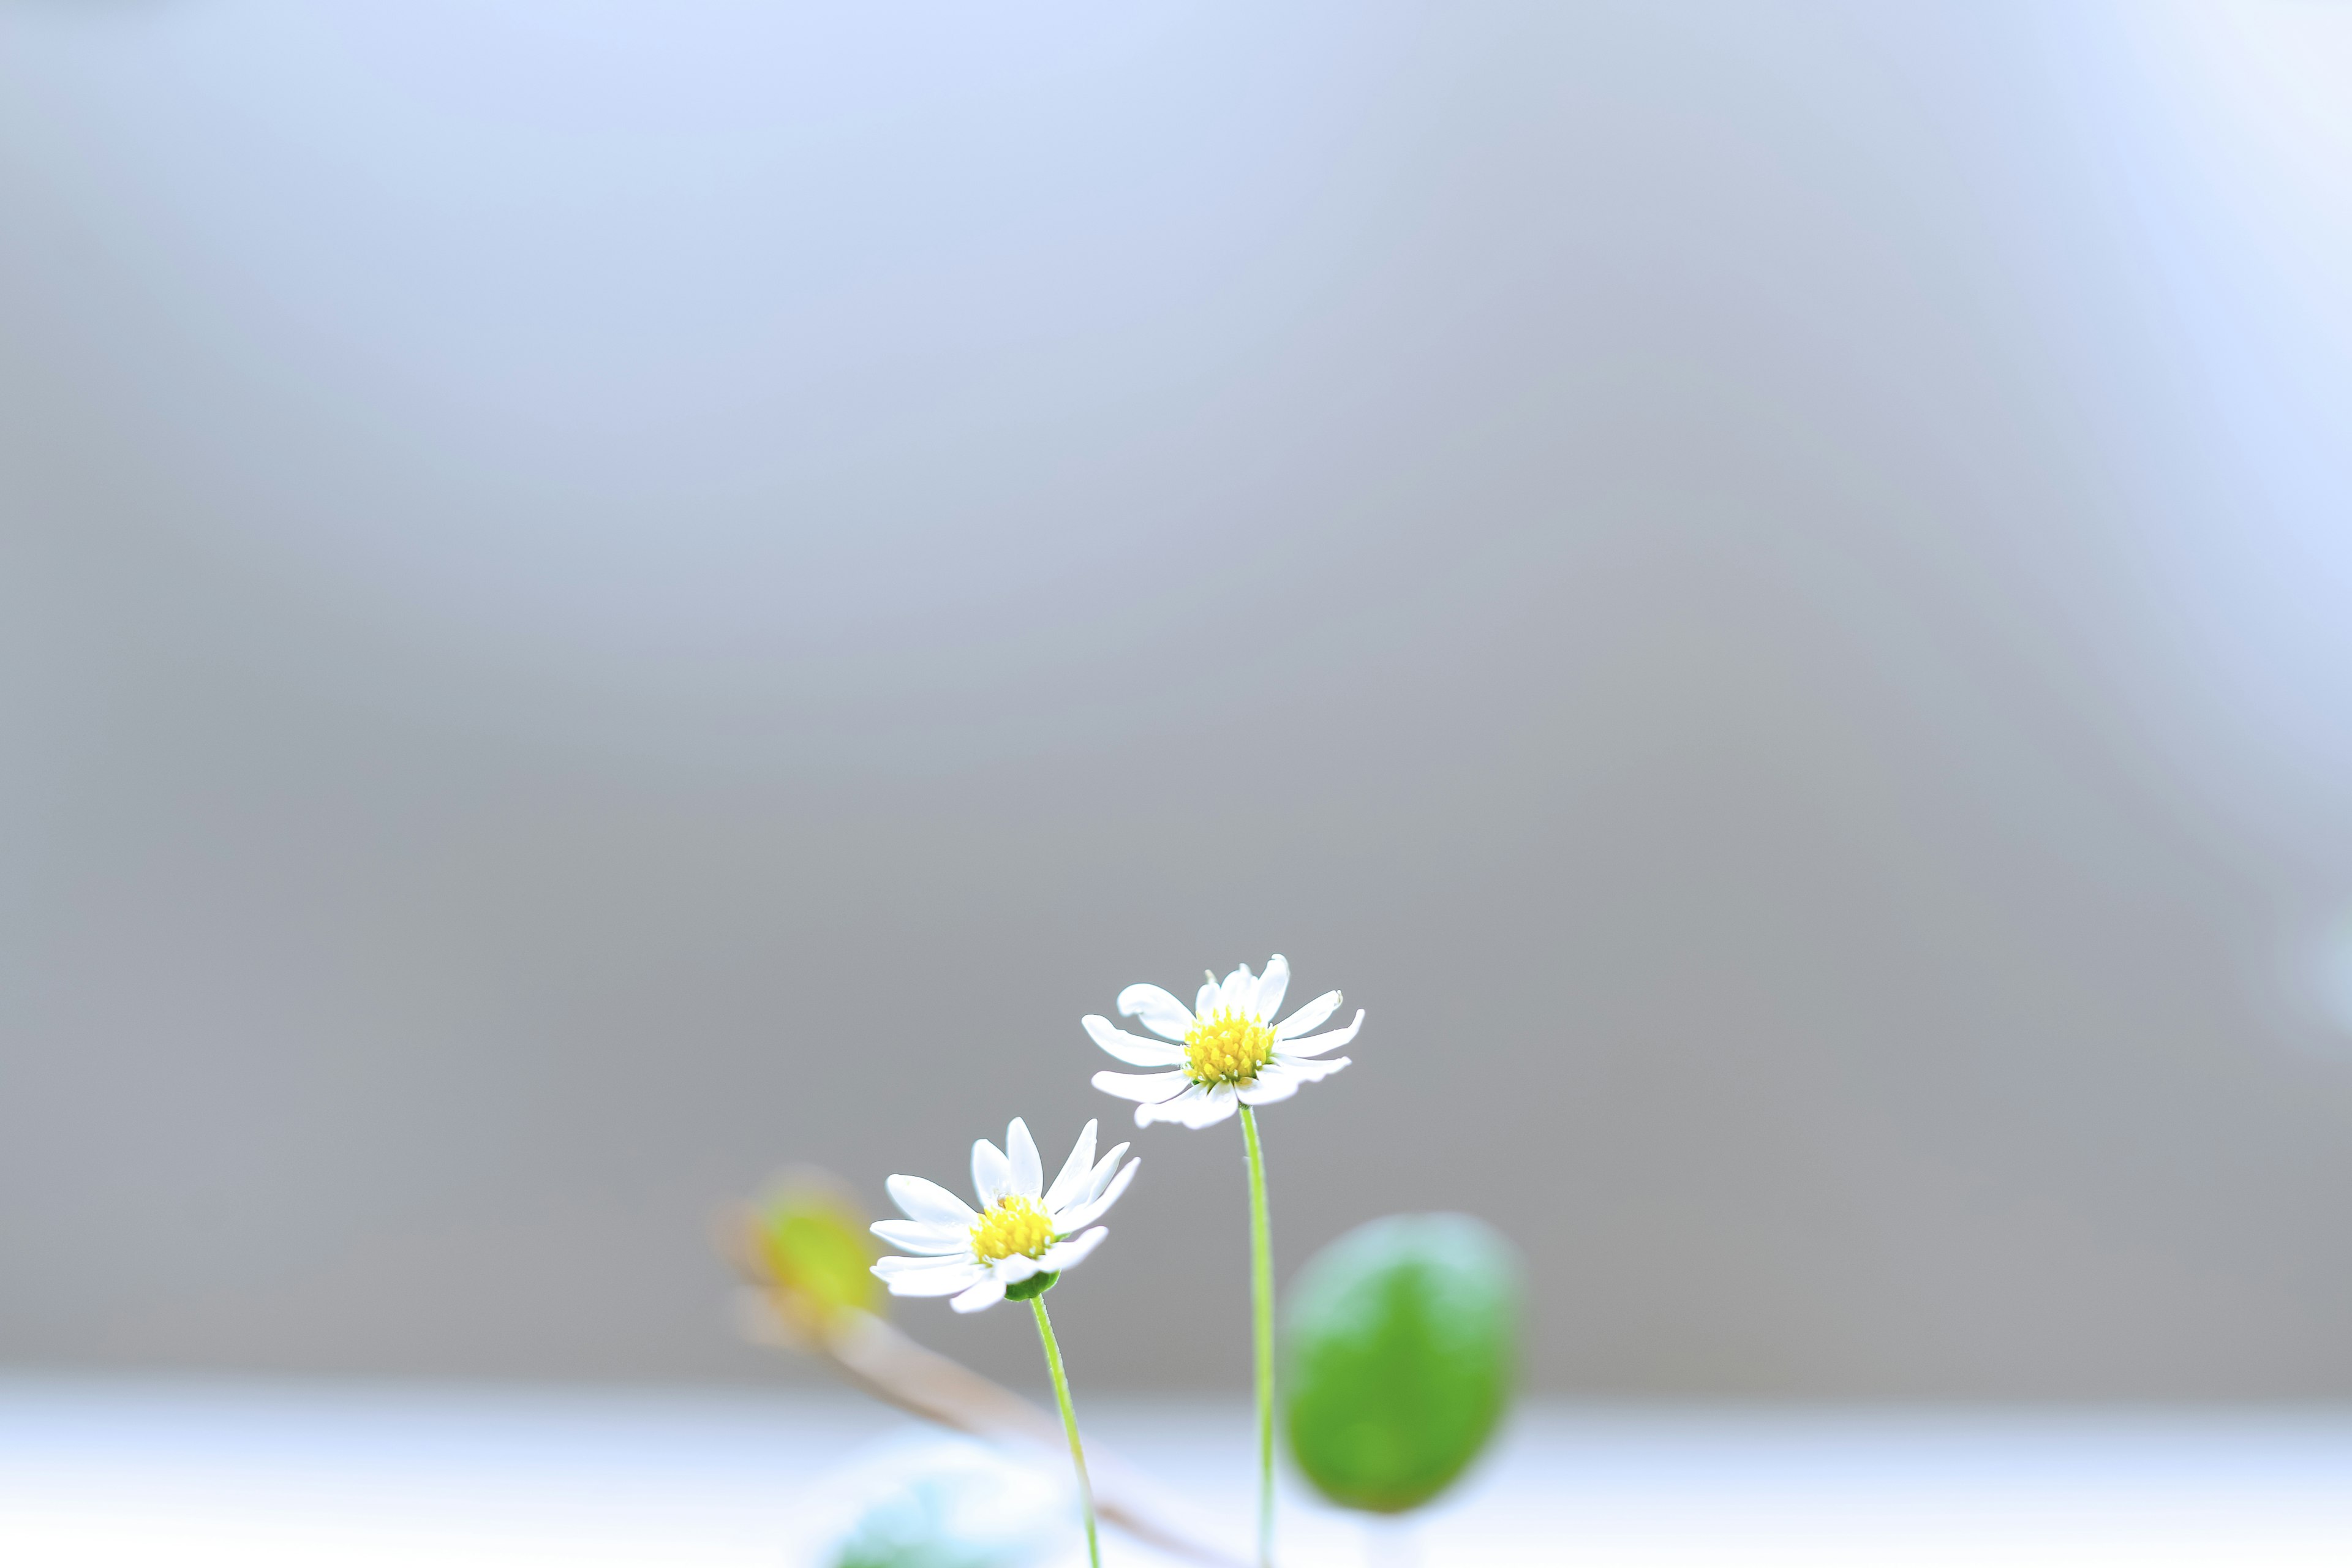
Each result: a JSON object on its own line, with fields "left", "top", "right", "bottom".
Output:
{"left": 1030, "top": 1294, "right": 1102, "bottom": 1568}
{"left": 1240, "top": 1103, "right": 1276, "bottom": 1568}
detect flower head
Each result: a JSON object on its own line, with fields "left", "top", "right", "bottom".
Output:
{"left": 1086, "top": 954, "right": 1362, "bottom": 1129}
{"left": 871, "top": 1118, "right": 1139, "bottom": 1314}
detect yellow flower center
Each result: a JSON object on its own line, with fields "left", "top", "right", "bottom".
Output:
{"left": 1185, "top": 1008, "right": 1278, "bottom": 1087}
{"left": 970, "top": 1196, "right": 1056, "bottom": 1262}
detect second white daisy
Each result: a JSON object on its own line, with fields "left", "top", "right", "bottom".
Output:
{"left": 1085, "top": 953, "right": 1363, "bottom": 1129}
{"left": 871, "top": 1118, "right": 1139, "bottom": 1314}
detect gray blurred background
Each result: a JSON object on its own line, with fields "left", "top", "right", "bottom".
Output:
{"left": 4, "top": 0, "right": 2351, "bottom": 1399}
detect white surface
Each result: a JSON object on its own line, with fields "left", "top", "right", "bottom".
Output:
{"left": 6, "top": 1382, "right": 2352, "bottom": 1564}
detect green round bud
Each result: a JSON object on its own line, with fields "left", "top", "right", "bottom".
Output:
{"left": 1281, "top": 1213, "right": 1521, "bottom": 1513}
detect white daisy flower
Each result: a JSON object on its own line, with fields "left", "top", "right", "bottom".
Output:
{"left": 870, "top": 1118, "right": 1140, "bottom": 1314}
{"left": 1085, "top": 954, "right": 1362, "bottom": 1129}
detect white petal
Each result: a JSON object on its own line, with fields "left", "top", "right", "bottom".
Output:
{"left": 1219, "top": 964, "right": 1256, "bottom": 1016}
{"left": 1254, "top": 954, "right": 1291, "bottom": 1023}
{"left": 1006, "top": 1118, "right": 1043, "bottom": 1201}
{"left": 993, "top": 1255, "right": 1043, "bottom": 1286}
{"left": 1093, "top": 1068, "right": 1191, "bottom": 1104}
{"left": 1196, "top": 979, "right": 1219, "bottom": 1017}
{"left": 1085, "top": 1141, "right": 1133, "bottom": 1202}
{"left": 1085, "top": 1015, "right": 1185, "bottom": 1068}
{"left": 886, "top": 1175, "right": 978, "bottom": 1229}
{"left": 951, "top": 1276, "right": 1008, "bottom": 1314}
{"left": 971, "top": 1139, "right": 1017, "bottom": 1207}
{"left": 873, "top": 1253, "right": 978, "bottom": 1281}
{"left": 1273, "top": 990, "right": 1341, "bottom": 1039}
{"left": 1114, "top": 985, "right": 1196, "bottom": 1042}
{"left": 871, "top": 1219, "right": 970, "bottom": 1255}
{"left": 1237, "top": 1068, "right": 1302, "bottom": 1107}
{"left": 1040, "top": 1227, "right": 1107, "bottom": 1273}
{"left": 1058, "top": 1158, "right": 1138, "bottom": 1230}
{"left": 1044, "top": 1120, "right": 1099, "bottom": 1213}
{"left": 1270, "top": 1052, "right": 1351, "bottom": 1084}
{"left": 875, "top": 1257, "right": 985, "bottom": 1297}
{"left": 1281, "top": 1009, "right": 1363, "bottom": 1058}
{"left": 1154, "top": 1082, "right": 1238, "bottom": 1129}
{"left": 1134, "top": 1084, "right": 1209, "bottom": 1128}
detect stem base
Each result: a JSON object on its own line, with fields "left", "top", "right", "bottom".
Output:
{"left": 1031, "top": 1295, "right": 1102, "bottom": 1568}
{"left": 1240, "top": 1104, "right": 1276, "bottom": 1568}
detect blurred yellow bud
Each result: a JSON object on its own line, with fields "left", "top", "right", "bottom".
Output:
{"left": 741, "top": 1170, "right": 884, "bottom": 1341}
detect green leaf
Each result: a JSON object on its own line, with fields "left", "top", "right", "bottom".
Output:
{"left": 1281, "top": 1212, "right": 1521, "bottom": 1514}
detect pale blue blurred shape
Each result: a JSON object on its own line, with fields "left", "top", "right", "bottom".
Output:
{"left": 816, "top": 1436, "right": 1073, "bottom": 1568}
